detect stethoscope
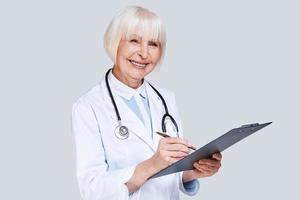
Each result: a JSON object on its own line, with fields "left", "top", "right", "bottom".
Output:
{"left": 105, "top": 68, "right": 179, "bottom": 140}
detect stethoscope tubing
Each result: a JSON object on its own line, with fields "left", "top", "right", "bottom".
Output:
{"left": 105, "top": 68, "right": 178, "bottom": 139}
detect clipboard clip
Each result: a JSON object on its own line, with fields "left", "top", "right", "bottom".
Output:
{"left": 241, "top": 123, "right": 259, "bottom": 128}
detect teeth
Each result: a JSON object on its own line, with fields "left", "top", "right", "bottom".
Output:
{"left": 130, "top": 60, "right": 147, "bottom": 67}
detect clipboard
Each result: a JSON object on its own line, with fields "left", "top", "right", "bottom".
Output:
{"left": 150, "top": 122, "right": 272, "bottom": 179}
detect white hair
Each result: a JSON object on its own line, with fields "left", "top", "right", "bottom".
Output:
{"left": 104, "top": 6, "right": 166, "bottom": 64}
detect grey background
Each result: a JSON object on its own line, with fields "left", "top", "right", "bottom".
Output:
{"left": 0, "top": 0, "right": 299, "bottom": 199}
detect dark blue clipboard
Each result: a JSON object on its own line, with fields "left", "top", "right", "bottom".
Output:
{"left": 150, "top": 122, "right": 272, "bottom": 179}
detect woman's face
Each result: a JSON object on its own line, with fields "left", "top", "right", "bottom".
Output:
{"left": 113, "top": 34, "right": 162, "bottom": 88}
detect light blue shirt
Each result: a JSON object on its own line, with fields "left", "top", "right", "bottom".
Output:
{"left": 120, "top": 91, "right": 151, "bottom": 127}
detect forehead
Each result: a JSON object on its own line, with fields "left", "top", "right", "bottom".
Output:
{"left": 123, "top": 20, "right": 162, "bottom": 42}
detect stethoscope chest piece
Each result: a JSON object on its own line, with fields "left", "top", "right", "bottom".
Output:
{"left": 115, "top": 124, "right": 129, "bottom": 140}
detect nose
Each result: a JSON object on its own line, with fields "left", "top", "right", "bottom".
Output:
{"left": 138, "top": 43, "right": 149, "bottom": 59}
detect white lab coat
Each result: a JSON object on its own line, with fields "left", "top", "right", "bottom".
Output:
{"left": 71, "top": 73, "right": 199, "bottom": 200}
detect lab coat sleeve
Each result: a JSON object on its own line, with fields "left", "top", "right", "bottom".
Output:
{"left": 169, "top": 92, "right": 200, "bottom": 196}
{"left": 179, "top": 172, "right": 200, "bottom": 196}
{"left": 72, "top": 100, "right": 136, "bottom": 200}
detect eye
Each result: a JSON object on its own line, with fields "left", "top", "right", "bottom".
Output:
{"left": 148, "top": 41, "right": 158, "bottom": 47}
{"left": 129, "top": 39, "right": 138, "bottom": 43}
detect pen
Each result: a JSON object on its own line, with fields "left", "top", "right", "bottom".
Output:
{"left": 156, "top": 131, "right": 197, "bottom": 150}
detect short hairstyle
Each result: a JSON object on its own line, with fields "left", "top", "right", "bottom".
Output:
{"left": 104, "top": 6, "right": 166, "bottom": 64}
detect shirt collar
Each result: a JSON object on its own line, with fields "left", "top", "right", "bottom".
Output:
{"left": 109, "top": 70, "right": 147, "bottom": 100}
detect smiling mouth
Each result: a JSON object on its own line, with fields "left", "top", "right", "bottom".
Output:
{"left": 129, "top": 59, "right": 149, "bottom": 68}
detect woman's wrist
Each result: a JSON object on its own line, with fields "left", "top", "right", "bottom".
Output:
{"left": 125, "top": 157, "right": 159, "bottom": 192}
{"left": 182, "top": 170, "right": 196, "bottom": 183}
{"left": 137, "top": 158, "right": 157, "bottom": 180}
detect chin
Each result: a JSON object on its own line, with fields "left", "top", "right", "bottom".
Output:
{"left": 129, "top": 70, "right": 147, "bottom": 81}
{"left": 128, "top": 66, "right": 151, "bottom": 77}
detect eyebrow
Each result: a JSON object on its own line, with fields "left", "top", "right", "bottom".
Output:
{"left": 128, "top": 34, "right": 140, "bottom": 38}
{"left": 127, "top": 34, "right": 159, "bottom": 43}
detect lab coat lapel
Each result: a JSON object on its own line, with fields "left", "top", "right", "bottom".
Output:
{"left": 145, "top": 82, "right": 164, "bottom": 151}
{"left": 100, "top": 80, "right": 155, "bottom": 151}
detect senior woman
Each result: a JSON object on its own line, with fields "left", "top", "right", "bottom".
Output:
{"left": 72, "top": 6, "right": 222, "bottom": 200}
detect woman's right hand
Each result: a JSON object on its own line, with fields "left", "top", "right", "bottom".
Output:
{"left": 149, "top": 137, "right": 194, "bottom": 174}
{"left": 125, "top": 136, "right": 194, "bottom": 193}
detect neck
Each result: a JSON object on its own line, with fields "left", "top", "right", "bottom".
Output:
{"left": 112, "top": 67, "right": 143, "bottom": 89}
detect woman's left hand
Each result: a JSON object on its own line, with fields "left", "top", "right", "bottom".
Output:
{"left": 182, "top": 153, "right": 222, "bottom": 182}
